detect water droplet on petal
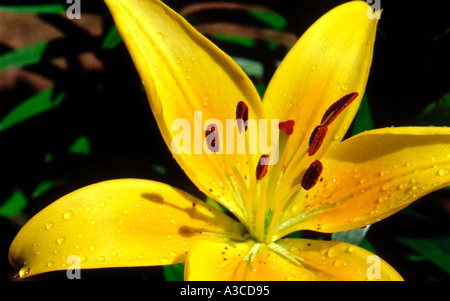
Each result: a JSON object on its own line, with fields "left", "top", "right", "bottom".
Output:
{"left": 160, "top": 258, "right": 170, "bottom": 264}
{"left": 341, "top": 83, "right": 350, "bottom": 91}
{"left": 19, "top": 266, "right": 30, "bottom": 278}
{"left": 381, "top": 183, "right": 391, "bottom": 191}
{"left": 45, "top": 222, "right": 53, "bottom": 230}
{"left": 89, "top": 245, "right": 96, "bottom": 252}
{"left": 348, "top": 246, "right": 357, "bottom": 253}
{"left": 333, "top": 259, "right": 347, "bottom": 267}
{"left": 63, "top": 211, "right": 74, "bottom": 221}
{"left": 97, "top": 256, "right": 105, "bottom": 262}
{"left": 438, "top": 168, "right": 449, "bottom": 176}
{"left": 56, "top": 237, "right": 65, "bottom": 245}
{"left": 155, "top": 32, "right": 165, "bottom": 42}
{"left": 109, "top": 249, "right": 118, "bottom": 258}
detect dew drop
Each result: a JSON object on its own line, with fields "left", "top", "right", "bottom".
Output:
{"left": 438, "top": 168, "right": 449, "bottom": 176}
{"left": 62, "top": 210, "right": 74, "bottom": 221}
{"left": 176, "top": 57, "right": 182, "bottom": 64}
{"left": 160, "top": 257, "right": 170, "bottom": 264}
{"left": 379, "top": 170, "right": 390, "bottom": 177}
{"left": 381, "top": 183, "right": 391, "bottom": 191}
{"left": 377, "top": 196, "right": 387, "bottom": 203}
{"left": 97, "top": 256, "right": 105, "bottom": 262}
{"left": 89, "top": 245, "right": 96, "bottom": 252}
{"left": 341, "top": 83, "right": 350, "bottom": 91}
{"left": 155, "top": 32, "right": 165, "bottom": 42}
{"left": 45, "top": 221, "right": 53, "bottom": 230}
{"left": 202, "top": 97, "right": 208, "bottom": 107}
{"left": 47, "top": 261, "right": 54, "bottom": 267}
{"left": 327, "top": 245, "right": 340, "bottom": 258}
{"left": 56, "top": 237, "right": 65, "bottom": 245}
{"left": 398, "top": 183, "right": 407, "bottom": 190}
{"left": 109, "top": 249, "right": 118, "bottom": 258}
{"left": 348, "top": 246, "right": 357, "bottom": 253}
{"left": 333, "top": 259, "right": 347, "bottom": 267}
{"left": 19, "top": 266, "right": 30, "bottom": 278}
{"left": 98, "top": 201, "right": 105, "bottom": 208}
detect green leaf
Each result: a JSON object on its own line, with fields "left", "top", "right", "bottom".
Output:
{"left": 0, "top": 190, "right": 28, "bottom": 217}
{"left": 0, "top": 88, "right": 66, "bottom": 131}
{"left": 232, "top": 56, "right": 264, "bottom": 78}
{"left": 352, "top": 94, "right": 374, "bottom": 136}
{"left": 205, "top": 196, "right": 227, "bottom": 213}
{"left": 163, "top": 263, "right": 184, "bottom": 281}
{"left": 414, "top": 93, "right": 450, "bottom": 126}
{"left": 359, "top": 238, "right": 377, "bottom": 254}
{"left": 0, "top": 42, "right": 48, "bottom": 71}
{"left": 213, "top": 34, "right": 256, "bottom": 48}
{"left": 397, "top": 236, "right": 450, "bottom": 274}
{"left": 69, "top": 136, "right": 90, "bottom": 155}
{"left": 247, "top": 9, "right": 287, "bottom": 30}
{"left": 150, "top": 165, "right": 168, "bottom": 176}
{"left": 0, "top": 4, "right": 66, "bottom": 14}
{"left": 101, "top": 25, "right": 123, "bottom": 50}
{"left": 32, "top": 181, "right": 55, "bottom": 199}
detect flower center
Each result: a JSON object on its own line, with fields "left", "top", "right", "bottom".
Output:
{"left": 202, "top": 93, "right": 358, "bottom": 243}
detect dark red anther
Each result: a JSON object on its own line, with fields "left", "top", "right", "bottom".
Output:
{"left": 256, "top": 154, "right": 270, "bottom": 180}
{"left": 321, "top": 92, "right": 359, "bottom": 126}
{"left": 205, "top": 124, "right": 219, "bottom": 152}
{"left": 236, "top": 101, "right": 249, "bottom": 133}
{"left": 301, "top": 160, "right": 323, "bottom": 190}
{"left": 279, "top": 120, "right": 295, "bottom": 135}
{"left": 308, "top": 125, "right": 328, "bottom": 156}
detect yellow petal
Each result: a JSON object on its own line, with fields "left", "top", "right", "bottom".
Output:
{"left": 185, "top": 238, "right": 402, "bottom": 280}
{"left": 278, "top": 127, "right": 450, "bottom": 235}
{"left": 9, "top": 179, "right": 245, "bottom": 278}
{"left": 104, "top": 0, "right": 266, "bottom": 220}
{"left": 263, "top": 1, "right": 378, "bottom": 187}
{"left": 277, "top": 238, "right": 403, "bottom": 281}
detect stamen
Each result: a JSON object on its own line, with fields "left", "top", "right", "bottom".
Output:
{"left": 308, "top": 125, "right": 328, "bottom": 156}
{"left": 205, "top": 124, "right": 219, "bottom": 152}
{"left": 236, "top": 101, "right": 249, "bottom": 133}
{"left": 256, "top": 154, "right": 270, "bottom": 180}
{"left": 279, "top": 120, "right": 295, "bottom": 135}
{"left": 301, "top": 160, "right": 323, "bottom": 190}
{"left": 321, "top": 92, "right": 359, "bottom": 126}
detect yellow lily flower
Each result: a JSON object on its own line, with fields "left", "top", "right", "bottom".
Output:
{"left": 9, "top": 0, "right": 450, "bottom": 281}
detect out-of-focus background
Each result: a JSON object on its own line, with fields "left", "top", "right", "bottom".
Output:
{"left": 1, "top": 0, "right": 449, "bottom": 280}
